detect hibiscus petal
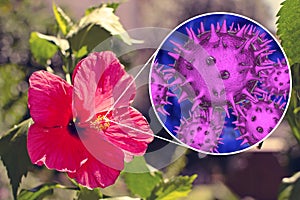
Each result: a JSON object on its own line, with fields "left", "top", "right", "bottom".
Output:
{"left": 28, "top": 71, "right": 73, "bottom": 127}
{"left": 76, "top": 127, "right": 125, "bottom": 170}
{"left": 72, "top": 51, "right": 135, "bottom": 122}
{"left": 104, "top": 107, "right": 154, "bottom": 156}
{"left": 67, "top": 154, "right": 120, "bottom": 189}
{"left": 96, "top": 56, "right": 136, "bottom": 111}
{"left": 27, "top": 124, "right": 87, "bottom": 172}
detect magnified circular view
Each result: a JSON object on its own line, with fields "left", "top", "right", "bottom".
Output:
{"left": 149, "top": 12, "right": 291, "bottom": 155}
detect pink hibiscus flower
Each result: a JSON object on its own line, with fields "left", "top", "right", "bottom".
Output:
{"left": 27, "top": 51, "right": 154, "bottom": 189}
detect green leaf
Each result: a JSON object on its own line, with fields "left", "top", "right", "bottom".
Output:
{"left": 17, "top": 183, "right": 68, "bottom": 200}
{"left": 279, "top": 172, "right": 300, "bottom": 200}
{"left": 52, "top": 3, "right": 74, "bottom": 35}
{"left": 33, "top": 32, "right": 70, "bottom": 55}
{"left": 123, "top": 171, "right": 162, "bottom": 198}
{"left": 286, "top": 64, "right": 300, "bottom": 144}
{"left": 67, "top": 4, "right": 132, "bottom": 52}
{"left": 74, "top": 46, "right": 88, "bottom": 59}
{"left": 150, "top": 175, "right": 197, "bottom": 200}
{"left": 85, "top": 2, "right": 120, "bottom": 15}
{"left": 106, "top": 2, "right": 120, "bottom": 12}
{"left": 276, "top": 0, "right": 300, "bottom": 65}
{"left": 278, "top": 184, "right": 293, "bottom": 200}
{"left": 68, "top": 25, "right": 111, "bottom": 54}
{"left": 29, "top": 32, "right": 59, "bottom": 65}
{"left": 0, "top": 118, "right": 33, "bottom": 200}
{"left": 76, "top": 187, "right": 102, "bottom": 200}
{"left": 102, "top": 197, "right": 140, "bottom": 200}
{"left": 124, "top": 156, "right": 150, "bottom": 173}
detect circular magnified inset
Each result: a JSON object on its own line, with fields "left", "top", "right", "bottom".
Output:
{"left": 149, "top": 12, "right": 291, "bottom": 155}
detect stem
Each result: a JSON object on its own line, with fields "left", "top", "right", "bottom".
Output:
{"left": 67, "top": 175, "right": 80, "bottom": 187}
{"left": 46, "top": 66, "right": 54, "bottom": 73}
{"left": 1, "top": 118, "right": 32, "bottom": 138}
{"left": 287, "top": 113, "right": 300, "bottom": 145}
{"left": 66, "top": 48, "right": 74, "bottom": 85}
{"left": 56, "top": 184, "right": 80, "bottom": 191}
{"left": 66, "top": 73, "right": 72, "bottom": 85}
{"left": 286, "top": 62, "right": 300, "bottom": 145}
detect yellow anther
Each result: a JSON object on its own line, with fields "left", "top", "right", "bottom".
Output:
{"left": 90, "top": 115, "right": 110, "bottom": 131}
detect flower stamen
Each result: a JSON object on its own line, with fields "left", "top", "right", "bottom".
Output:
{"left": 90, "top": 115, "right": 110, "bottom": 131}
